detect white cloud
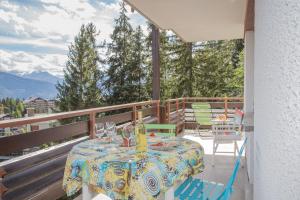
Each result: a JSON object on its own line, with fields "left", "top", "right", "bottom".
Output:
{"left": 0, "top": 49, "right": 66, "bottom": 76}
{"left": 0, "top": 0, "right": 147, "bottom": 75}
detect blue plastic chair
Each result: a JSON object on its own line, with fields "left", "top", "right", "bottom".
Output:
{"left": 174, "top": 138, "right": 247, "bottom": 200}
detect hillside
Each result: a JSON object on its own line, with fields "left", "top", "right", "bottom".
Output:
{"left": 0, "top": 72, "right": 57, "bottom": 99}
{"left": 20, "top": 71, "right": 63, "bottom": 84}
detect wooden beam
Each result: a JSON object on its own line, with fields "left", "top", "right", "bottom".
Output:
{"left": 2, "top": 154, "right": 67, "bottom": 190}
{"left": 96, "top": 111, "right": 133, "bottom": 125}
{"left": 2, "top": 167, "right": 64, "bottom": 200}
{"left": 0, "top": 100, "right": 159, "bottom": 129}
{"left": 152, "top": 24, "right": 160, "bottom": 100}
{"left": 89, "top": 112, "right": 96, "bottom": 139}
{"left": 0, "top": 182, "right": 8, "bottom": 196}
{"left": 28, "top": 180, "right": 65, "bottom": 200}
{"left": 155, "top": 102, "right": 159, "bottom": 123}
{"left": 0, "top": 121, "right": 88, "bottom": 155}
{"left": 132, "top": 106, "right": 137, "bottom": 125}
{"left": 224, "top": 97, "right": 228, "bottom": 118}
{"left": 0, "top": 168, "right": 6, "bottom": 178}
{"left": 0, "top": 137, "right": 87, "bottom": 175}
{"left": 245, "top": 0, "right": 254, "bottom": 32}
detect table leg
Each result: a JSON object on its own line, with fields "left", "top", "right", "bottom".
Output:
{"left": 82, "top": 184, "right": 175, "bottom": 200}
{"left": 82, "top": 184, "right": 95, "bottom": 200}
{"left": 82, "top": 184, "right": 112, "bottom": 200}
{"left": 164, "top": 187, "right": 175, "bottom": 200}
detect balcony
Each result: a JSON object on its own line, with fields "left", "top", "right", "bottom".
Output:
{"left": 0, "top": 97, "right": 249, "bottom": 200}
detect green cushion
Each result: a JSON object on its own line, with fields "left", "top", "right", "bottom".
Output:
{"left": 144, "top": 123, "right": 176, "bottom": 136}
{"left": 192, "top": 103, "right": 211, "bottom": 109}
{"left": 147, "top": 132, "right": 176, "bottom": 137}
{"left": 192, "top": 103, "right": 212, "bottom": 125}
{"left": 144, "top": 124, "right": 176, "bottom": 129}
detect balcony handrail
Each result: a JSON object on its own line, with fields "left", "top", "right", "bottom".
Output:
{"left": 0, "top": 100, "right": 159, "bottom": 129}
{"left": 0, "top": 97, "right": 243, "bottom": 200}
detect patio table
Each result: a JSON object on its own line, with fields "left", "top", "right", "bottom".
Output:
{"left": 63, "top": 136, "right": 204, "bottom": 200}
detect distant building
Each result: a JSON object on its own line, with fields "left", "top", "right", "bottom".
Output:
{"left": 0, "top": 114, "right": 21, "bottom": 136}
{"left": 24, "top": 97, "right": 56, "bottom": 114}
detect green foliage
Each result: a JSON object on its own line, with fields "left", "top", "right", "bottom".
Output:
{"left": 145, "top": 31, "right": 244, "bottom": 100}
{"left": 0, "top": 98, "right": 25, "bottom": 118}
{"left": 129, "top": 25, "right": 148, "bottom": 101}
{"left": 105, "top": 2, "right": 147, "bottom": 104}
{"left": 56, "top": 23, "right": 103, "bottom": 111}
{"left": 193, "top": 40, "right": 244, "bottom": 97}
{"left": 57, "top": 4, "right": 244, "bottom": 111}
{"left": 169, "top": 40, "right": 194, "bottom": 98}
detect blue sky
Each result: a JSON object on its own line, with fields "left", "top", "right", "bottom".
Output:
{"left": 0, "top": 0, "right": 146, "bottom": 76}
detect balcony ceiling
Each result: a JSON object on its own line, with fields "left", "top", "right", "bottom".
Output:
{"left": 125, "top": 0, "right": 247, "bottom": 42}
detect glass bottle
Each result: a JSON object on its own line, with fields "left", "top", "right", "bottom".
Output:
{"left": 135, "top": 111, "right": 147, "bottom": 152}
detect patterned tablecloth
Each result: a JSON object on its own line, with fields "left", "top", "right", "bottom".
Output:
{"left": 63, "top": 136, "right": 204, "bottom": 200}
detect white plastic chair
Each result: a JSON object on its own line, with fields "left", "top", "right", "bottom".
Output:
{"left": 211, "top": 110, "right": 244, "bottom": 166}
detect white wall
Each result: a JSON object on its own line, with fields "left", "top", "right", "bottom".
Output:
{"left": 244, "top": 31, "right": 254, "bottom": 184}
{"left": 254, "top": 0, "right": 300, "bottom": 199}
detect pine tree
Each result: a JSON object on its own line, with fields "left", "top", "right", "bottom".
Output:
{"left": 0, "top": 98, "right": 24, "bottom": 118}
{"left": 56, "top": 23, "right": 102, "bottom": 111}
{"left": 193, "top": 40, "right": 244, "bottom": 97}
{"left": 105, "top": 2, "right": 134, "bottom": 104}
{"left": 128, "top": 26, "right": 148, "bottom": 101}
{"left": 169, "top": 37, "right": 195, "bottom": 97}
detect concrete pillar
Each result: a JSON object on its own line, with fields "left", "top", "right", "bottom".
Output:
{"left": 254, "top": 0, "right": 300, "bottom": 199}
{"left": 244, "top": 31, "right": 254, "bottom": 184}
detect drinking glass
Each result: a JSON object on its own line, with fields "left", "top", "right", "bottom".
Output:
{"left": 123, "top": 124, "right": 135, "bottom": 146}
{"left": 106, "top": 122, "right": 117, "bottom": 141}
{"left": 95, "top": 123, "right": 105, "bottom": 139}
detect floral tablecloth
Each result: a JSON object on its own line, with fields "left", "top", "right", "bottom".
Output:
{"left": 63, "top": 136, "right": 204, "bottom": 200}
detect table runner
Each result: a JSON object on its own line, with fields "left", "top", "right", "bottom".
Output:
{"left": 63, "top": 136, "right": 204, "bottom": 200}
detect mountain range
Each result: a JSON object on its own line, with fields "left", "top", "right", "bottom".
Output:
{"left": 0, "top": 71, "right": 63, "bottom": 99}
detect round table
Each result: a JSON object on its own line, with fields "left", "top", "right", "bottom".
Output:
{"left": 63, "top": 136, "right": 204, "bottom": 200}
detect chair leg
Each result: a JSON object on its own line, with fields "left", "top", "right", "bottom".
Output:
{"left": 234, "top": 141, "right": 238, "bottom": 158}
{"left": 212, "top": 140, "right": 215, "bottom": 166}
{"left": 213, "top": 140, "right": 218, "bottom": 167}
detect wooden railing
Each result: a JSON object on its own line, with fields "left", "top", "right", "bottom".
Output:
{"left": 165, "top": 97, "right": 244, "bottom": 130}
{"left": 0, "top": 100, "right": 159, "bottom": 200}
{"left": 0, "top": 97, "right": 243, "bottom": 200}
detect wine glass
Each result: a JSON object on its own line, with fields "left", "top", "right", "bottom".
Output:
{"left": 105, "top": 122, "right": 117, "bottom": 142}
{"left": 123, "top": 124, "right": 135, "bottom": 146}
{"left": 95, "top": 123, "right": 105, "bottom": 139}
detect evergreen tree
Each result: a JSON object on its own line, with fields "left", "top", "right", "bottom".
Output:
{"left": 0, "top": 98, "right": 24, "bottom": 118}
{"left": 193, "top": 40, "right": 244, "bottom": 97}
{"left": 169, "top": 38, "right": 195, "bottom": 97}
{"left": 105, "top": 2, "right": 135, "bottom": 104}
{"left": 56, "top": 23, "right": 102, "bottom": 111}
{"left": 128, "top": 26, "right": 148, "bottom": 101}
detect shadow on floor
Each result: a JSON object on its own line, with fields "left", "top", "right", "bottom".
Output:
{"left": 182, "top": 132, "right": 253, "bottom": 200}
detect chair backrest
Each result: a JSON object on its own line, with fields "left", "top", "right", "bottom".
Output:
{"left": 191, "top": 103, "right": 212, "bottom": 126}
{"left": 234, "top": 109, "right": 244, "bottom": 125}
{"left": 218, "top": 138, "right": 247, "bottom": 200}
{"left": 144, "top": 124, "right": 176, "bottom": 137}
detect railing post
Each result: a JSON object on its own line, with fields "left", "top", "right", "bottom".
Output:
{"left": 167, "top": 101, "right": 171, "bottom": 123}
{"left": 0, "top": 166, "right": 8, "bottom": 196}
{"left": 156, "top": 101, "right": 160, "bottom": 123}
{"left": 224, "top": 97, "right": 228, "bottom": 118}
{"left": 89, "top": 112, "right": 96, "bottom": 139}
{"left": 132, "top": 106, "right": 137, "bottom": 125}
{"left": 176, "top": 98, "right": 179, "bottom": 122}
{"left": 0, "top": 168, "right": 6, "bottom": 178}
